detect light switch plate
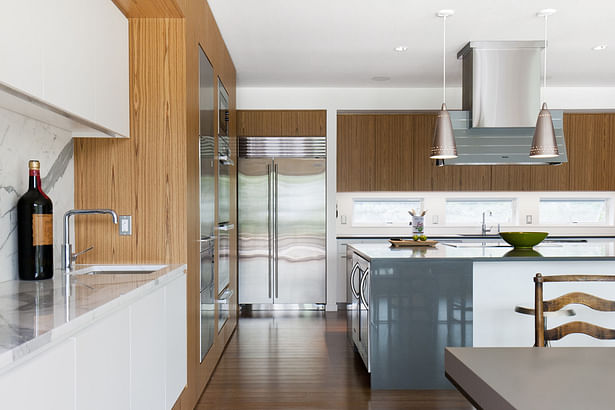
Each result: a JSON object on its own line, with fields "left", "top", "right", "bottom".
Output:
{"left": 119, "top": 215, "right": 132, "bottom": 235}
{"left": 341, "top": 215, "right": 347, "bottom": 224}
{"left": 526, "top": 215, "right": 533, "bottom": 224}
{"left": 432, "top": 215, "right": 439, "bottom": 224}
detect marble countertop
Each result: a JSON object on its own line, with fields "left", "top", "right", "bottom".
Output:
{"left": 349, "top": 239, "right": 615, "bottom": 261}
{"left": 0, "top": 264, "right": 185, "bottom": 373}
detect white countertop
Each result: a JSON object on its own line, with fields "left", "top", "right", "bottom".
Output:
{"left": 348, "top": 240, "right": 615, "bottom": 260}
{"left": 0, "top": 264, "right": 185, "bottom": 374}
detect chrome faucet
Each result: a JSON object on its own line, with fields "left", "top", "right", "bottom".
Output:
{"left": 62, "top": 209, "right": 118, "bottom": 271}
{"left": 481, "top": 211, "right": 493, "bottom": 236}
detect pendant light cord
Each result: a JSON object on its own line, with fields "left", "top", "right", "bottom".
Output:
{"left": 442, "top": 15, "right": 447, "bottom": 105}
{"left": 543, "top": 14, "right": 548, "bottom": 102}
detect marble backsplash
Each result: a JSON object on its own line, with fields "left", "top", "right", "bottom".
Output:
{"left": 0, "top": 107, "right": 74, "bottom": 282}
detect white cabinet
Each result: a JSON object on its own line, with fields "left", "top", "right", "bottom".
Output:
{"left": 0, "top": 338, "right": 76, "bottom": 410}
{"left": 0, "top": 0, "right": 44, "bottom": 97}
{"left": 165, "top": 274, "right": 187, "bottom": 408}
{"left": 0, "top": 0, "right": 129, "bottom": 137}
{"left": 0, "top": 272, "right": 186, "bottom": 410}
{"left": 130, "top": 288, "right": 166, "bottom": 410}
{"left": 75, "top": 308, "right": 130, "bottom": 410}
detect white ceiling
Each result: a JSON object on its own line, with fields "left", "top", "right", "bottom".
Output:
{"left": 208, "top": 0, "right": 615, "bottom": 88}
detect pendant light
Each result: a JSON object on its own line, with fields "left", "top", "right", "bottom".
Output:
{"left": 530, "top": 9, "right": 559, "bottom": 158}
{"left": 430, "top": 10, "right": 457, "bottom": 160}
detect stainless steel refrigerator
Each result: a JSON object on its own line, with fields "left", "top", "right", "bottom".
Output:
{"left": 238, "top": 137, "right": 326, "bottom": 306}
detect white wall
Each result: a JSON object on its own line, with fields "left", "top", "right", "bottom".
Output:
{"left": 0, "top": 107, "right": 74, "bottom": 282}
{"left": 236, "top": 86, "right": 615, "bottom": 310}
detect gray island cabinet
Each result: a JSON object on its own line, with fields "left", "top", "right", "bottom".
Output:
{"left": 347, "top": 240, "right": 615, "bottom": 389}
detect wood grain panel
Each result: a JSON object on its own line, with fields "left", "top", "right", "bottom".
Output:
{"left": 373, "top": 114, "right": 412, "bottom": 191}
{"left": 490, "top": 165, "right": 532, "bottom": 191}
{"left": 567, "top": 113, "right": 615, "bottom": 190}
{"left": 75, "top": 18, "right": 186, "bottom": 265}
{"left": 183, "top": 0, "right": 238, "bottom": 407}
{"left": 238, "top": 110, "right": 326, "bottom": 137}
{"left": 411, "top": 114, "right": 437, "bottom": 191}
{"left": 112, "top": 0, "right": 183, "bottom": 18}
{"left": 431, "top": 165, "right": 492, "bottom": 191}
{"left": 280, "top": 110, "right": 327, "bottom": 136}
{"left": 337, "top": 114, "right": 376, "bottom": 191}
{"left": 237, "top": 110, "right": 281, "bottom": 136}
{"left": 338, "top": 112, "right": 615, "bottom": 192}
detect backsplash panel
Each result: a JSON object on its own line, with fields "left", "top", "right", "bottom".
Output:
{"left": 0, "top": 107, "right": 73, "bottom": 282}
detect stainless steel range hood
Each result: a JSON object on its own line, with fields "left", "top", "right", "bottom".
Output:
{"left": 443, "top": 41, "right": 567, "bottom": 165}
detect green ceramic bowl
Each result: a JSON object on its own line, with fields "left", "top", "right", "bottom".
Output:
{"left": 499, "top": 232, "right": 548, "bottom": 249}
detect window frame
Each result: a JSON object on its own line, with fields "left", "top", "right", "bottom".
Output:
{"left": 351, "top": 197, "right": 424, "bottom": 227}
{"left": 537, "top": 197, "right": 612, "bottom": 226}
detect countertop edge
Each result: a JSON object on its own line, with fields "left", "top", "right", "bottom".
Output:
{"left": 0, "top": 264, "right": 186, "bottom": 375}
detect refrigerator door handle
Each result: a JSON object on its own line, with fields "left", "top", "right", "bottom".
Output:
{"left": 274, "top": 162, "right": 279, "bottom": 299}
{"left": 267, "top": 163, "right": 272, "bottom": 299}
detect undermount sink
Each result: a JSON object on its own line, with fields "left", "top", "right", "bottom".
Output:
{"left": 443, "top": 243, "right": 512, "bottom": 248}
{"left": 71, "top": 264, "right": 166, "bottom": 275}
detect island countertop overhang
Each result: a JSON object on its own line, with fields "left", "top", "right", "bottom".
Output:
{"left": 348, "top": 240, "right": 615, "bottom": 262}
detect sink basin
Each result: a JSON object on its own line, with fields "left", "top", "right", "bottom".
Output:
{"left": 71, "top": 264, "right": 166, "bottom": 275}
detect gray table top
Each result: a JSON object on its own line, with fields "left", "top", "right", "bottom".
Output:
{"left": 348, "top": 240, "right": 615, "bottom": 261}
{"left": 445, "top": 347, "right": 615, "bottom": 410}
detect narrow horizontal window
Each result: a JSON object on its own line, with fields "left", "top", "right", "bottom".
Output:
{"left": 352, "top": 199, "right": 423, "bottom": 226}
{"left": 539, "top": 199, "right": 609, "bottom": 225}
{"left": 445, "top": 199, "right": 514, "bottom": 225}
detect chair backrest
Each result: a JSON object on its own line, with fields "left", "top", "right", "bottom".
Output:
{"left": 534, "top": 273, "right": 615, "bottom": 347}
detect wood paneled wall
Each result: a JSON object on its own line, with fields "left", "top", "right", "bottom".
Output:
{"left": 75, "top": 18, "right": 187, "bottom": 264}
{"left": 75, "top": 1, "right": 238, "bottom": 408}
{"left": 238, "top": 110, "right": 327, "bottom": 137}
{"left": 337, "top": 113, "right": 615, "bottom": 192}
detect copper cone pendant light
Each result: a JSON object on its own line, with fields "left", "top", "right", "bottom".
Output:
{"left": 530, "top": 9, "right": 559, "bottom": 158}
{"left": 430, "top": 10, "right": 457, "bottom": 160}
{"left": 431, "top": 103, "right": 457, "bottom": 159}
{"left": 530, "top": 102, "right": 558, "bottom": 157}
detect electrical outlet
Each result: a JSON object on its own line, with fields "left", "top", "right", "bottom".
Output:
{"left": 341, "top": 215, "right": 348, "bottom": 224}
{"left": 119, "top": 215, "right": 132, "bottom": 235}
{"left": 432, "top": 215, "right": 439, "bottom": 224}
{"left": 526, "top": 215, "right": 533, "bottom": 224}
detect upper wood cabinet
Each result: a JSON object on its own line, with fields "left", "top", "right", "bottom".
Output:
{"left": 238, "top": 110, "right": 326, "bottom": 137}
{"left": 0, "top": 0, "right": 129, "bottom": 138}
{"left": 337, "top": 113, "right": 615, "bottom": 192}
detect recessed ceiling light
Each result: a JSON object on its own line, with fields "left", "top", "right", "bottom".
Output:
{"left": 436, "top": 9, "right": 455, "bottom": 17}
{"left": 371, "top": 76, "right": 390, "bottom": 82}
{"left": 593, "top": 44, "right": 608, "bottom": 51}
{"left": 537, "top": 8, "right": 557, "bottom": 17}
{"left": 394, "top": 46, "right": 408, "bottom": 52}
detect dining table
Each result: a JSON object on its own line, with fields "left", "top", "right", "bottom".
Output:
{"left": 445, "top": 346, "right": 615, "bottom": 410}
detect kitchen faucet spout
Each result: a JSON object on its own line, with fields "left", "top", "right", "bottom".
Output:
{"left": 62, "top": 209, "right": 118, "bottom": 271}
{"left": 481, "top": 211, "right": 493, "bottom": 236}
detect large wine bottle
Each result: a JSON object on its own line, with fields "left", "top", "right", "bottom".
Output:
{"left": 17, "top": 160, "right": 54, "bottom": 280}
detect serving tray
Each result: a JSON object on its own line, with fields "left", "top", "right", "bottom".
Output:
{"left": 389, "top": 239, "right": 438, "bottom": 248}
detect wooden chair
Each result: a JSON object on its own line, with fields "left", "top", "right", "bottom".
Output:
{"left": 534, "top": 273, "right": 615, "bottom": 347}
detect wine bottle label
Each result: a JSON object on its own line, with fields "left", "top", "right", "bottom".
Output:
{"left": 32, "top": 214, "right": 53, "bottom": 246}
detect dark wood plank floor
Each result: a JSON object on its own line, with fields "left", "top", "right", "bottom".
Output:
{"left": 196, "top": 311, "right": 474, "bottom": 409}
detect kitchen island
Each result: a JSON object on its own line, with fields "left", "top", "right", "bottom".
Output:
{"left": 0, "top": 264, "right": 186, "bottom": 410}
{"left": 348, "top": 239, "right": 615, "bottom": 389}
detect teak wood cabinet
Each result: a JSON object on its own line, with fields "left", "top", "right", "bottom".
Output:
{"left": 337, "top": 113, "right": 615, "bottom": 192}
{"left": 238, "top": 110, "right": 326, "bottom": 137}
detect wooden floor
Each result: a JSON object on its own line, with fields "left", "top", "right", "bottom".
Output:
{"left": 196, "top": 311, "right": 474, "bottom": 409}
